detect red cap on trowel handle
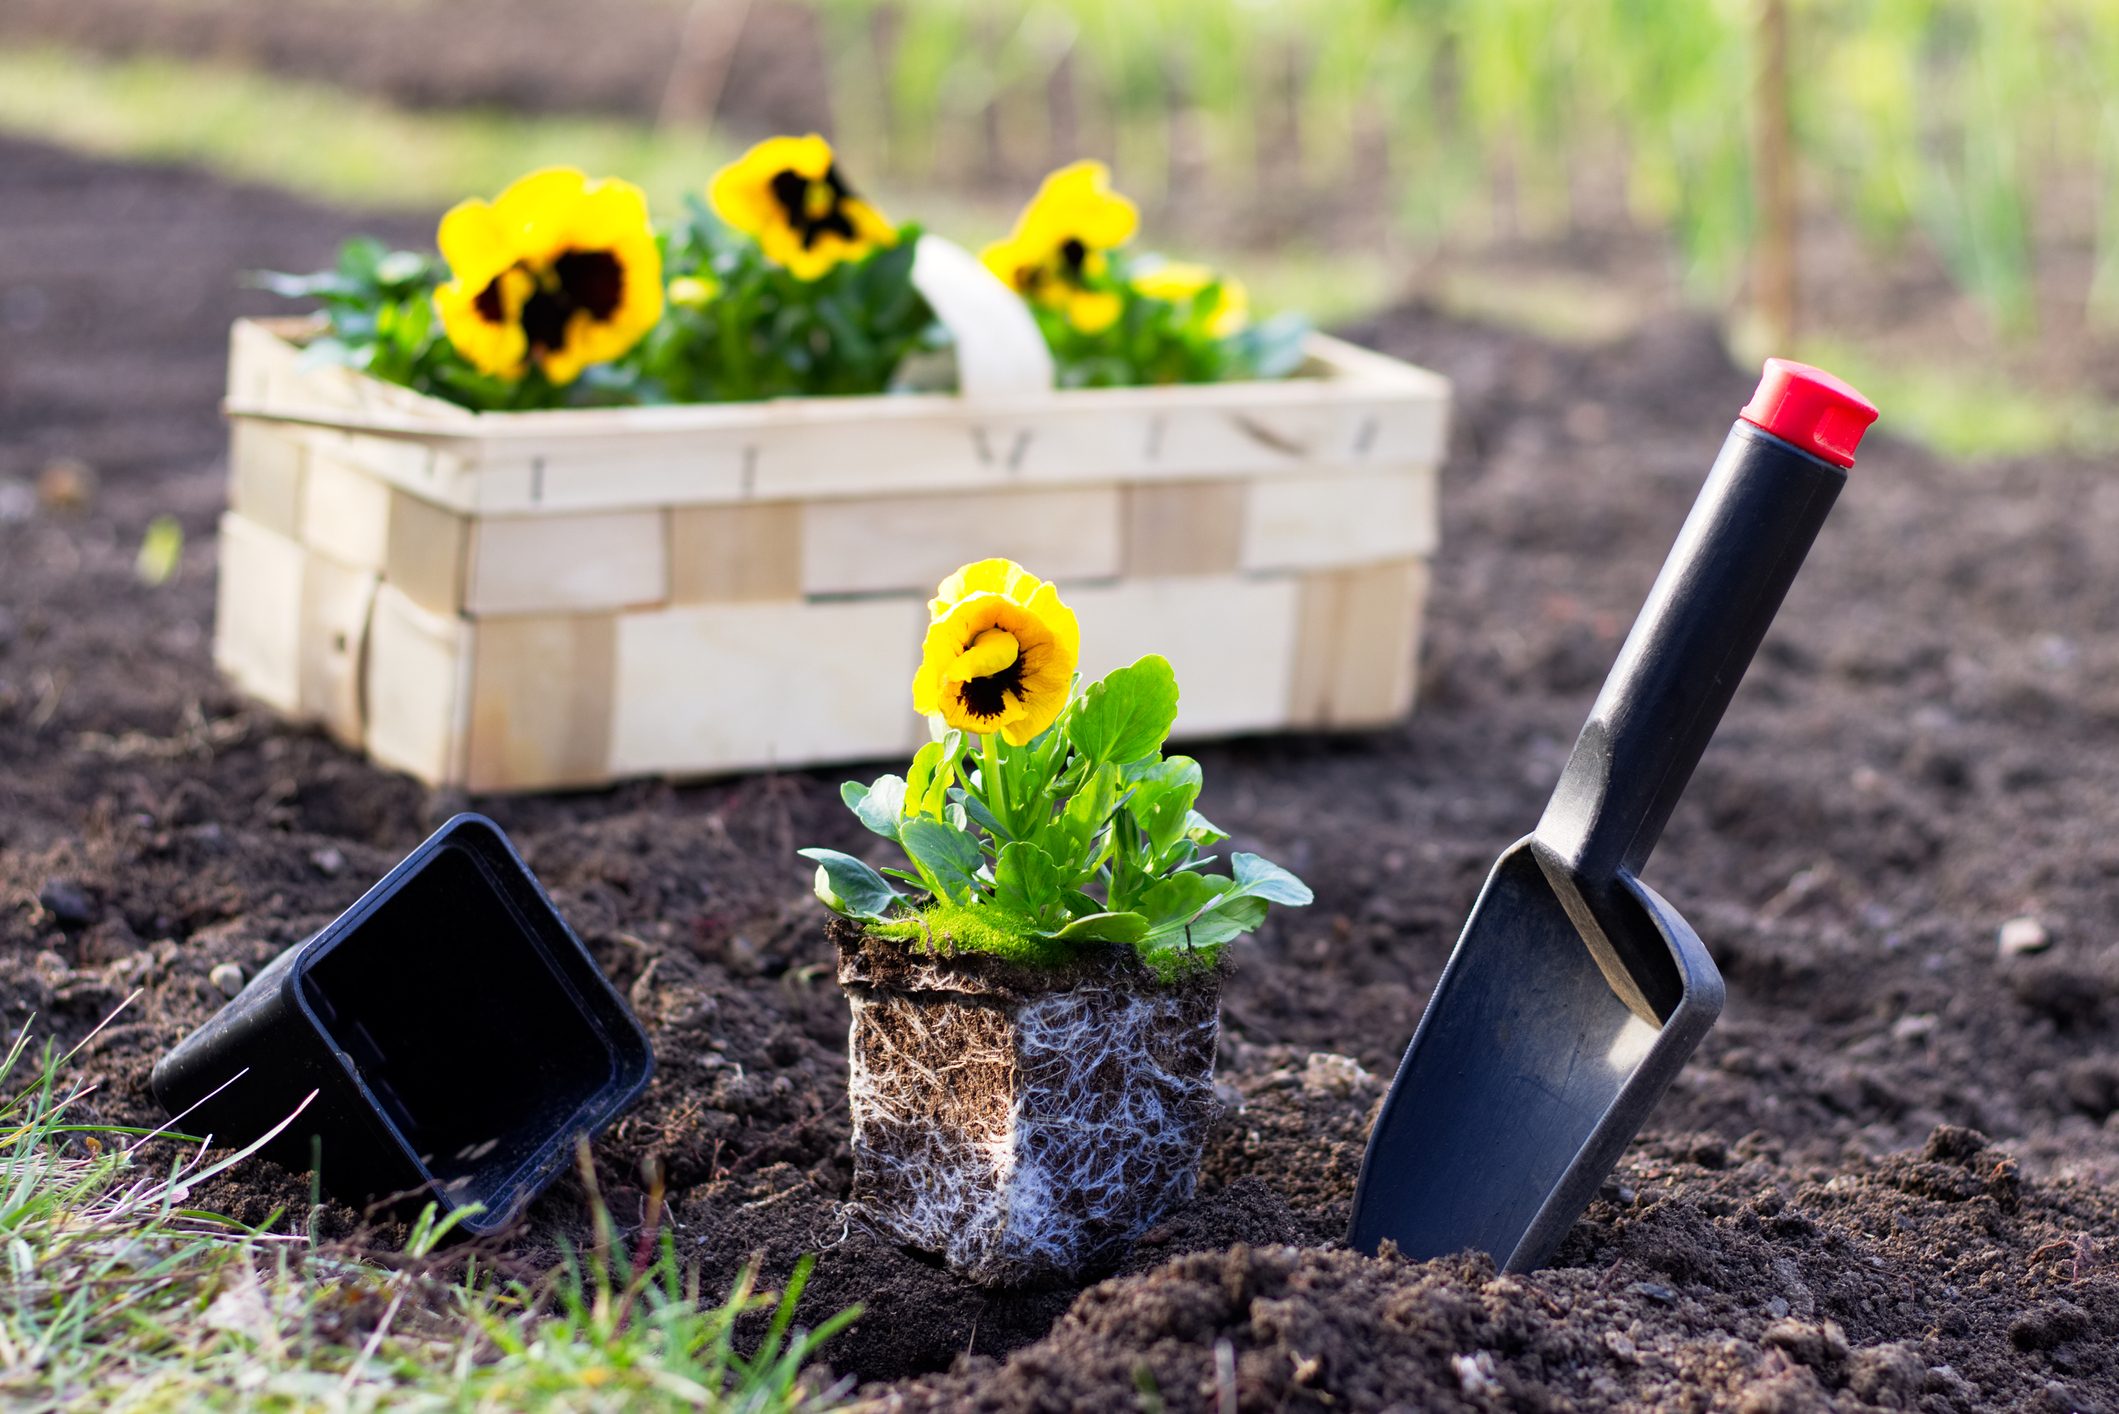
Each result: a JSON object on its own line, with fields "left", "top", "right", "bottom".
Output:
{"left": 1739, "top": 358, "right": 1878, "bottom": 469}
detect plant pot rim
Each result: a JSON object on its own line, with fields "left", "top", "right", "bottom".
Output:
{"left": 830, "top": 918, "right": 1221, "bottom": 1005}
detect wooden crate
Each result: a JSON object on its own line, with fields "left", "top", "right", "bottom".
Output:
{"left": 216, "top": 317, "right": 1448, "bottom": 791}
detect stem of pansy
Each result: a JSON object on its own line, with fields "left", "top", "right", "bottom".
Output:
{"left": 719, "top": 272, "right": 757, "bottom": 400}
{"left": 981, "top": 730, "right": 1010, "bottom": 836}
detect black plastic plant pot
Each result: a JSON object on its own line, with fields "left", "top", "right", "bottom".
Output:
{"left": 151, "top": 813, "right": 653, "bottom": 1235}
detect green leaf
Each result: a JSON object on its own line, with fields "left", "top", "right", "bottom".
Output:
{"left": 1134, "top": 872, "right": 1271, "bottom": 954}
{"left": 992, "top": 842, "right": 1067, "bottom": 929}
{"left": 899, "top": 817, "right": 984, "bottom": 905}
{"left": 1136, "top": 872, "right": 1229, "bottom": 935}
{"left": 1234, "top": 313, "right": 1311, "bottom": 380}
{"left": 134, "top": 516, "right": 183, "bottom": 588}
{"left": 375, "top": 248, "right": 430, "bottom": 289}
{"left": 251, "top": 268, "right": 360, "bottom": 300}
{"left": 905, "top": 732, "right": 962, "bottom": 818}
{"left": 1157, "top": 895, "right": 1269, "bottom": 954}
{"left": 1048, "top": 911, "right": 1150, "bottom": 945}
{"left": 1066, "top": 655, "right": 1180, "bottom": 767}
{"left": 842, "top": 776, "right": 907, "bottom": 842}
{"left": 1228, "top": 853, "right": 1314, "bottom": 906}
{"left": 1047, "top": 762, "right": 1123, "bottom": 876}
{"left": 797, "top": 848, "right": 901, "bottom": 921}
{"left": 1124, "top": 756, "right": 1203, "bottom": 860}
{"left": 1184, "top": 809, "right": 1229, "bottom": 847}
{"left": 954, "top": 788, "right": 1010, "bottom": 841}
{"left": 336, "top": 235, "right": 386, "bottom": 282}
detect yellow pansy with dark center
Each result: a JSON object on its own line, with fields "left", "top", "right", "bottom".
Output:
{"left": 1132, "top": 261, "right": 1250, "bottom": 338}
{"left": 980, "top": 161, "right": 1139, "bottom": 335}
{"left": 913, "top": 560, "right": 1081, "bottom": 745}
{"left": 433, "top": 167, "right": 663, "bottom": 385}
{"left": 711, "top": 135, "right": 898, "bottom": 281}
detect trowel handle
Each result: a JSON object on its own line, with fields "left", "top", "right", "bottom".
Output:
{"left": 1535, "top": 361, "right": 1874, "bottom": 885}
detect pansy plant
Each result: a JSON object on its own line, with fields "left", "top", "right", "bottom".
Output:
{"left": 802, "top": 559, "right": 1311, "bottom": 976}
{"left": 983, "top": 161, "right": 1311, "bottom": 389}
{"left": 432, "top": 167, "right": 666, "bottom": 387}
{"left": 262, "top": 166, "right": 669, "bottom": 411}
{"left": 266, "top": 143, "right": 1309, "bottom": 410}
{"left": 636, "top": 137, "right": 941, "bottom": 403}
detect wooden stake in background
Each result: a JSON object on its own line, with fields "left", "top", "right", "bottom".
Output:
{"left": 1753, "top": 0, "right": 1799, "bottom": 350}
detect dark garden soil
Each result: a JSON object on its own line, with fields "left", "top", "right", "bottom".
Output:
{"left": 6, "top": 136, "right": 2119, "bottom": 1410}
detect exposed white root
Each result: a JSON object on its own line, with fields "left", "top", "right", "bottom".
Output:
{"left": 845, "top": 975, "right": 1219, "bottom": 1287}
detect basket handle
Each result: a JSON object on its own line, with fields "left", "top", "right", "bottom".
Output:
{"left": 909, "top": 235, "right": 1055, "bottom": 399}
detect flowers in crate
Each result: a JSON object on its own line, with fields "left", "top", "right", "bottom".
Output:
{"left": 638, "top": 137, "right": 938, "bottom": 403}
{"left": 1131, "top": 261, "right": 1250, "bottom": 339}
{"left": 985, "top": 163, "right": 1308, "bottom": 388}
{"left": 433, "top": 167, "right": 664, "bottom": 385}
{"left": 803, "top": 559, "right": 1310, "bottom": 976}
{"left": 262, "top": 142, "right": 1306, "bottom": 410}
{"left": 708, "top": 134, "right": 899, "bottom": 281}
{"left": 980, "top": 160, "right": 1139, "bottom": 334}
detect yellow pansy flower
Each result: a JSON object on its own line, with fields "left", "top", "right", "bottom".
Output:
{"left": 667, "top": 274, "right": 719, "bottom": 309}
{"left": 709, "top": 135, "right": 897, "bottom": 281}
{"left": 1133, "top": 261, "right": 1249, "bottom": 338}
{"left": 913, "top": 559, "right": 1081, "bottom": 746}
{"left": 980, "top": 161, "right": 1139, "bottom": 334}
{"left": 433, "top": 167, "right": 663, "bottom": 385}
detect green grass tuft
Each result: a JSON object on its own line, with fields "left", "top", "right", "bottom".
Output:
{"left": 0, "top": 1000, "right": 858, "bottom": 1410}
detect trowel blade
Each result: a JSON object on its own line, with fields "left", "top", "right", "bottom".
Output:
{"left": 1347, "top": 839, "right": 1723, "bottom": 1271}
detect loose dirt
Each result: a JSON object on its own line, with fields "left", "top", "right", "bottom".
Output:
{"left": 5, "top": 137, "right": 2119, "bottom": 1408}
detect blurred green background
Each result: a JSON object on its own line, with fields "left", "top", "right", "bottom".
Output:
{"left": 4, "top": 0, "right": 2116, "bottom": 455}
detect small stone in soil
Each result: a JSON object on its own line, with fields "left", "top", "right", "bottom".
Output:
{"left": 1999, "top": 916, "right": 2051, "bottom": 957}
{"left": 1891, "top": 1013, "right": 1938, "bottom": 1042}
{"left": 1450, "top": 1352, "right": 1502, "bottom": 1398}
{"left": 1631, "top": 1281, "right": 1678, "bottom": 1303}
{"left": 209, "top": 963, "right": 246, "bottom": 997}
{"left": 35, "top": 458, "right": 96, "bottom": 513}
{"left": 310, "top": 847, "right": 346, "bottom": 877}
{"left": 37, "top": 879, "right": 93, "bottom": 928}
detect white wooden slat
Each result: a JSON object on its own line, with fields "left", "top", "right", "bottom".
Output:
{"left": 212, "top": 513, "right": 306, "bottom": 715}
{"left": 608, "top": 597, "right": 927, "bottom": 777}
{"left": 1123, "top": 480, "right": 1246, "bottom": 576}
{"left": 670, "top": 503, "right": 803, "bottom": 602}
{"left": 227, "top": 422, "right": 308, "bottom": 538}
{"left": 464, "top": 510, "right": 670, "bottom": 616}
{"left": 1241, "top": 465, "right": 1440, "bottom": 573}
{"left": 465, "top": 615, "right": 616, "bottom": 791}
{"left": 801, "top": 487, "right": 1122, "bottom": 597}
{"left": 299, "top": 451, "right": 397, "bottom": 571}
{"left": 299, "top": 551, "right": 381, "bottom": 747}
{"left": 364, "top": 583, "right": 472, "bottom": 786}
{"left": 1289, "top": 559, "right": 1429, "bottom": 727}
{"left": 232, "top": 321, "right": 1447, "bottom": 514}
{"left": 1066, "top": 575, "right": 1302, "bottom": 739}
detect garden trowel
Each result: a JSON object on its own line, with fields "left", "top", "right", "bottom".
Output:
{"left": 1348, "top": 359, "right": 1877, "bottom": 1272}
